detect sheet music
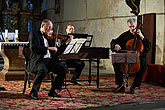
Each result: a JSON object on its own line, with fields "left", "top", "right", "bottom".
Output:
{"left": 63, "top": 38, "right": 87, "bottom": 54}
{"left": 63, "top": 39, "right": 77, "bottom": 54}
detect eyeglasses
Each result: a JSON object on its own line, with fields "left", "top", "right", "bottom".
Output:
{"left": 128, "top": 25, "right": 136, "bottom": 28}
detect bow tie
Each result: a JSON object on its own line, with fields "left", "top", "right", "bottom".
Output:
{"left": 42, "top": 33, "right": 47, "bottom": 39}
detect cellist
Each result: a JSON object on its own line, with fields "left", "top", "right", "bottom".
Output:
{"left": 110, "top": 18, "right": 151, "bottom": 94}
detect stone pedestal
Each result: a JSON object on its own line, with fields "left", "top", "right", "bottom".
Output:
{"left": 0, "top": 42, "right": 28, "bottom": 81}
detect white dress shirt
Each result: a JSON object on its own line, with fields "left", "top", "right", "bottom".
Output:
{"left": 42, "top": 35, "right": 51, "bottom": 58}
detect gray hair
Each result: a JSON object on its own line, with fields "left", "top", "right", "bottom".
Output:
{"left": 127, "top": 18, "right": 136, "bottom": 23}
{"left": 41, "top": 19, "right": 52, "bottom": 25}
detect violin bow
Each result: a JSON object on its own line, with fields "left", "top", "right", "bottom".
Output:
{"left": 55, "top": 25, "right": 60, "bottom": 47}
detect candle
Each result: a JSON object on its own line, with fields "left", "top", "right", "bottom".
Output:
{"left": 5, "top": 29, "right": 8, "bottom": 42}
{"left": 5, "top": 29, "right": 8, "bottom": 38}
{"left": 15, "top": 30, "right": 18, "bottom": 38}
{"left": 15, "top": 30, "right": 19, "bottom": 42}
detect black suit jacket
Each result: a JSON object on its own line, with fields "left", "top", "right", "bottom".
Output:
{"left": 28, "top": 31, "right": 67, "bottom": 73}
{"left": 110, "top": 30, "right": 151, "bottom": 59}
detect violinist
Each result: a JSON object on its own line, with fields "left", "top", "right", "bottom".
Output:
{"left": 110, "top": 18, "right": 151, "bottom": 94}
{"left": 65, "top": 23, "right": 85, "bottom": 85}
{"left": 28, "top": 19, "right": 73, "bottom": 100}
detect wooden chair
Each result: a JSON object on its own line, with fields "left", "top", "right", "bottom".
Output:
{"left": 59, "top": 60, "right": 75, "bottom": 82}
{"left": 22, "top": 45, "right": 55, "bottom": 94}
{"left": 22, "top": 45, "right": 72, "bottom": 99}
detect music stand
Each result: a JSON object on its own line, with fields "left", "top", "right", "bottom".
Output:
{"left": 63, "top": 38, "right": 87, "bottom": 54}
{"left": 112, "top": 53, "right": 138, "bottom": 92}
{"left": 68, "top": 33, "right": 88, "bottom": 38}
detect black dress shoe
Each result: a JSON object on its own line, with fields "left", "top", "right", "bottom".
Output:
{"left": 112, "top": 85, "right": 125, "bottom": 93}
{"left": 29, "top": 92, "right": 39, "bottom": 100}
{"left": 0, "top": 87, "right": 6, "bottom": 91}
{"left": 129, "top": 87, "right": 135, "bottom": 94}
{"left": 48, "top": 91, "right": 62, "bottom": 98}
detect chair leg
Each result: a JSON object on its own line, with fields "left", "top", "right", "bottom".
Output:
{"left": 68, "top": 71, "right": 71, "bottom": 80}
{"left": 23, "top": 71, "right": 28, "bottom": 94}
{"left": 62, "top": 73, "right": 73, "bottom": 100}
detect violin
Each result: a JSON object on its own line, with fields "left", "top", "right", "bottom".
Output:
{"left": 46, "top": 32, "right": 69, "bottom": 40}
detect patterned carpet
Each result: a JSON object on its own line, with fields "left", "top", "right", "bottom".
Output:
{"left": 0, "top": 75, "right": 165, "bottom": 109}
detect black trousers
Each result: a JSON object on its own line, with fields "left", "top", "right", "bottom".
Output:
{"left": 31, "top": 58, "right": 67, "bottom": 93}
{"left": 112, "top": 57, "right": 148, "bottom": 88}
{"left": 66, "top": 59, "right": 85, "bottom": 80}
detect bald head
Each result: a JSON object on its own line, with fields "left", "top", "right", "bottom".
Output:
{"left": 40, "top": 19, "right": 53, "bottom": 35}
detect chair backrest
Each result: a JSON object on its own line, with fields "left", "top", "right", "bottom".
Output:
{"left": 23, "top": 44, "right": 30, "bottom": 71}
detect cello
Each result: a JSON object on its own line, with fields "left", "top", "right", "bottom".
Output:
{"left": 120, "top": 23, "right": 144, "bottom": 74}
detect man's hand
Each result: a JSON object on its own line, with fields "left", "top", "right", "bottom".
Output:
{"left": 114, "top": 44, "right": 121, "bottom": 51}
{"left": 137, "top": 29, "right": 144, "bottom": 40}
{"left": 48, "top": 47, "right": 58, "bottom": 52}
